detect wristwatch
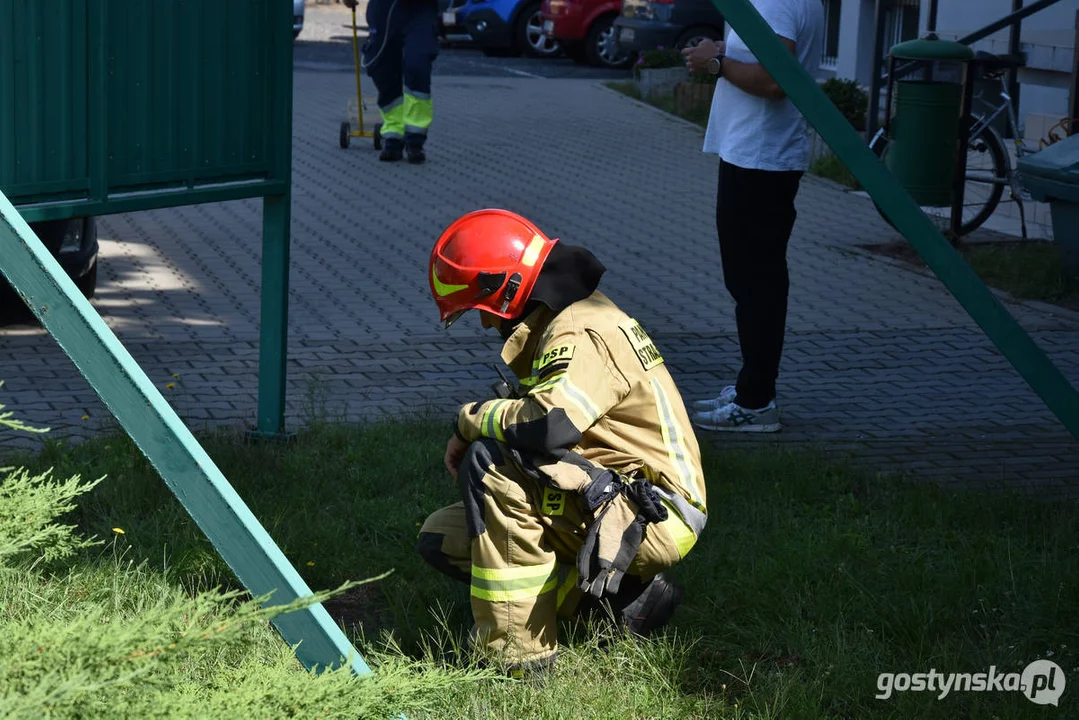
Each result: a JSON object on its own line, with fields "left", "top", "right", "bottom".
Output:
{"left": 706, "top": 55, "right": 724, "bottom": 77}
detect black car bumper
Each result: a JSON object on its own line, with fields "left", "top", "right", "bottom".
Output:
{"left": 612, "top": 17, "right": 680, "bottom": 53}
{"left": 463, "top": 8, "right": 514, "bottom": 48}
{"left": 0, "top": 217, "right": 98, "bottom": 309}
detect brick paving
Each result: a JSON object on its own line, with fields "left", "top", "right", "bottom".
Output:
{"left": 2, "top": 69, "right": 1078, "bottom": 494}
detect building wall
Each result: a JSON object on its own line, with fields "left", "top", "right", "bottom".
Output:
{"left": 835, "top": 0, "right": 880, "bottom": 85}
{"left": 930, "top": 0, "right": 1077, "bottom": 122}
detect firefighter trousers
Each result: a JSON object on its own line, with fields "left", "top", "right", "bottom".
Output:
{"left": 417, "top": 438, "right": 698, "bottom": 668}
{"left": 363, "top": 0, "right": 439, "bottom": 149}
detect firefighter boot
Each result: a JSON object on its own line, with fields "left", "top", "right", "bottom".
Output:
{"left": 405, "top": 136, "right": 425, "bottom": 164}
{"left": 379, "top": 138, "right": 404, "bottom": 162}
{"left": 616, "top": 573, "right": 684, "bottom": 637}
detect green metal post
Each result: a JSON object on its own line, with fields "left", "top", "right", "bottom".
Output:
{"left": 709, "top": 0, "right": 1079, "bottom": 439}
{"left": 255, "top": 0, "right": 295, "bottom": 439}
{"left": 258, "top": 193, "right": 292, "bottom": 438}
{"left": 0, "top": 192, "right": 370, "bottom": 676}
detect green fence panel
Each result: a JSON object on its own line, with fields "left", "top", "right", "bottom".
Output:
{"left": 0, "top": 0, "right": 285, "bottom": 221}
{"left": 0, "top": 0, "right": 294, "bottom": 435}
{"left": 0, "top": 191, "right": 370, "bottom": 676}
{"left": 709, "top": 0, "right": 1079, "bottom": 439}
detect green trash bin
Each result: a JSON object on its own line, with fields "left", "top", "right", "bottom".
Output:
{"left": 885, "top": 38, "right": 975, "bottom": 208}
{"left": 1017, "top": 133, "right": 1079, "bottom": 280}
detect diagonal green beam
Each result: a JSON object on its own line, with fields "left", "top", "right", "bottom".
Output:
{"left": 709, "top": 0, "right": 1079, "bottom": 439}
{"left": 0, "top": 192, "right": 371, "bottom": 676}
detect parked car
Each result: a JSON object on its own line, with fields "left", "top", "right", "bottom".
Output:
{"left": 541, "top": 0, "right": 632, "bottom": 69}
{"left": 445, "top": 0, "right": 561, "bottom": 57}
{"left": 439, "top": 0, "right": 474, "bottom": 43}
{"left": 293, "top": 0, "right": 304, "bottom": 39}
{"left": 613, "top": 0, "right": 723, "bottom": 54}
{"left": 0, "top": 217, "right": 99, "bottom": 325}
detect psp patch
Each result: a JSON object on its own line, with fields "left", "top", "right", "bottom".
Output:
{"left": 619, "top": 319, "right": 664, "bottom": 371}
{"left": 536, "top": 344, "right": 575, "bottom": 371}
{"left": 541, "top": 489, "right": 566, "bottom": 516}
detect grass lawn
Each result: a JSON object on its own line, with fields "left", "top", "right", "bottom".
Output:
{"left": 964, "top": 240, "right": 1079, "bottom": 310}
{"left": 3, "top": 416, "right": 1077, "bottom": 718}
{"left": 863, "top": 239, "right": 1079, "bottom": 311}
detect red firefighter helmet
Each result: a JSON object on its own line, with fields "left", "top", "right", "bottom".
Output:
{"left": 429, "top": 209, "right": 558, "bottom": 327}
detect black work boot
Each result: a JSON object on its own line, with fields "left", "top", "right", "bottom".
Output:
{"left": 617, "top": 573, "right": 684, "bottom": 637}
{"left": 379, "top": 139, "right": 403, "bottom": 162}
{"left": 405, "top": 145, "right": 426, "bottom": 164}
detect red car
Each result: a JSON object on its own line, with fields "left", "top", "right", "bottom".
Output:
{"left": 541, "top": 0, "right": 633, "bottom": 69}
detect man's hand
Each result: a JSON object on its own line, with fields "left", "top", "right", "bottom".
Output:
{"left": 444, "top": 434, "right": 469, "bottom": 478}
{"left": 681, "top": 39, "right": 725, "bottom": 75}
{"left": 342, "top": 0, "right": 359, "bottom": 9}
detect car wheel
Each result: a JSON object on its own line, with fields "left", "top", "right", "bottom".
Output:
{"left": 585, "top": 14, "right": 631, "bottom": 69}
{"left": 75, "top": 261, "right": 98, "bottom": 300}
{"left": 516, "top": 2, "right": 560, "bottom": 57}
{"left": 675, "top": 25, "right": 722, "bottom": 52}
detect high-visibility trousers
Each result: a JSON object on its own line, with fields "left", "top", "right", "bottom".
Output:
{"left": 417, "top": 438, "right": 699, "bottom": 669}
{"left": 363, "top": 0, "right": 438, "bottom": 147}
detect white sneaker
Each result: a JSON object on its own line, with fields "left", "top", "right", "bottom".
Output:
{"left": 692, "top": 401, "right": 782, "bottom": 433}
{"left": 691, "top": 385, "right": 738, "bottom": 413}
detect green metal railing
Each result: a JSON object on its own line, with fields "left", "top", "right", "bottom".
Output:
{"left": 710, "top": 0, "right": 1079, "bottom": 440}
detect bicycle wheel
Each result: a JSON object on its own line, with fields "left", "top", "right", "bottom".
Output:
{"left": 869, "top": 121, "right": 1008, "bottom": 239}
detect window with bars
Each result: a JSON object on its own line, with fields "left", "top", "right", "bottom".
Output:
{"left": 884, "top": 0, "right": 921, "bottom": 51}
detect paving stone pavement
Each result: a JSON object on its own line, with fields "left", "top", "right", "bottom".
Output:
{"left": 2, "top": 70, "right": 1078, "bottom": 495}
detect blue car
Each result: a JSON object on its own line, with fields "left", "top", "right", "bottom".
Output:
{"left": 293, "top": 0, "right": 304, "bottom": 39}
{"left": 441, "top": 0, "right": 561, "bottom": 57}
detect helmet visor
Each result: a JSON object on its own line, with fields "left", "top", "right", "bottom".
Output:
{"left": 443, "top": 310, "right": 467, "bottom": 329}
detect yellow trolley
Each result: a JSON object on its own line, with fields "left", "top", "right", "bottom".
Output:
{"left": 338, "top": 6, "right": 382, "bottom": 150}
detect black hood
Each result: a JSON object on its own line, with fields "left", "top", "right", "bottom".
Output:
{"left": 529, "top": 242, "right": 606, "bottom": 314}
{"left": 500, "top": 242, "right": 606, "bottom": 338}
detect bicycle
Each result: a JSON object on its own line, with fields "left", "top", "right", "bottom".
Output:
{"left": 869, "top": 51, "right": 1034, "bottom": 240}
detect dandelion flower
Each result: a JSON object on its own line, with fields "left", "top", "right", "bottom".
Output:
{"left": 166, "top": 382, "right": 176, "bottom": 389}
{"left": 172, "top": 373, "right": 181, "bottom": 378}
{"left": 81, "top": 414, "right": 89, "bottom": 421}
{"left": 306, "top": 561, "right": 315, "bottom": 567}
{"left": 113, "top": 527, "right": 125, "bottom": 535}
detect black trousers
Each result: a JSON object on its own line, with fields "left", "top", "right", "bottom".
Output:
{"left": 715, "top": 159, "right": 804, "bottom": 410}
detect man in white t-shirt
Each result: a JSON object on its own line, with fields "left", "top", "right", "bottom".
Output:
{"left": 682, "top": 0, "right": 824, "bottom": 432}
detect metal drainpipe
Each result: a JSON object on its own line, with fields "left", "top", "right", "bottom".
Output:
{"left": 1007, "top": 0, "right": 1022, "bottom": 138}
{"left": 866, "top": 0, "right": 888, "bottom": 138}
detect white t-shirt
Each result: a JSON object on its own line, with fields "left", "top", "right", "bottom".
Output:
{"left": 702, "top": 0, "right": 825, "bottom": 172}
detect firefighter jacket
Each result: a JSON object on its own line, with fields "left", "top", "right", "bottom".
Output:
{"left": 455, "top": 290, "right": 708, "bottom": 543}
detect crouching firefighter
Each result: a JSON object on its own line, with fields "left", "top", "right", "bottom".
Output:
{"left": 417, "top": 209, "right": 709, "bottom": 675}
{"left": 344, "top": 0, "right": 438, "bottom": 163}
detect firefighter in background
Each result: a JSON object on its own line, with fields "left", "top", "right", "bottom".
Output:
{"left": 343, "top": 0, "right": 438, "bottom": 163}
{"left": 418, "top": 209, "right": 709, "bottom": 674}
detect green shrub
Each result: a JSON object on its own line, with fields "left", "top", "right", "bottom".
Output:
{"left": 810, "top": 152, "right": 862, "bottom": 190}
{"left": 634, "top": 46, "right": 685, "bottom": 77}
{"left": 819, "top": 77, "right": 868, "bottom": 132}
{"left": 0, "top": 389, "right": 487, "bottom": 719}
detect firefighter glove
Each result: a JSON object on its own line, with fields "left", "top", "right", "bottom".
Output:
{"left": 576, "top": 478, "right": 668, "bottom": 599}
